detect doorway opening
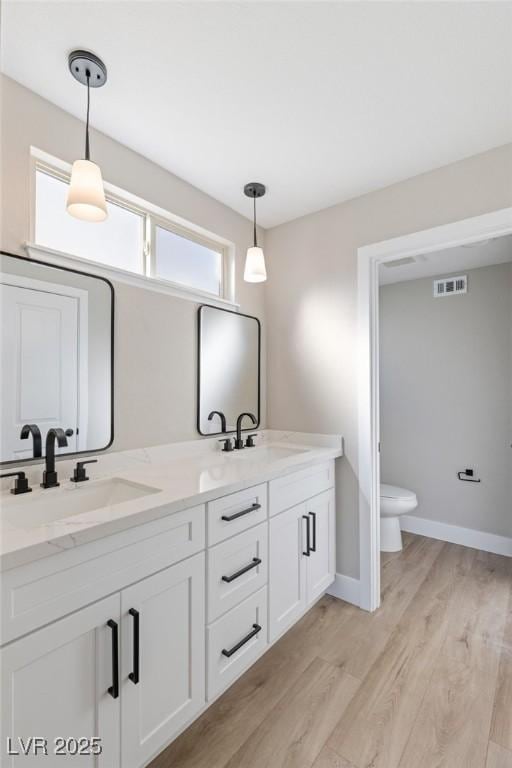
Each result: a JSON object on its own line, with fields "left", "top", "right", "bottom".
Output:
{"left": 357, "top": 208, "right": 512, "bottom": 611}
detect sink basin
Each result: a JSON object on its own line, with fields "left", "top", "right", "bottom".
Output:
{"left": 231, "top": 445, "right": 308, "bottom": 461}
{"left": 2, "top": 478, "right": 160, "bottom": 530}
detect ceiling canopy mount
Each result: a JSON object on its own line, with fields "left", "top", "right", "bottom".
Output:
{"left": 244, "top": 183, "right": 266, "bottom": 199}
{"left": 68, "top": 50, "right": 107, "bottom": 88}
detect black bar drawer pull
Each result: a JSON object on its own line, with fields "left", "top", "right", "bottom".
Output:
{"left": 302, "top": 515, "right": 311, "bottom": 556}
{"left": 128, "top": 608, "right": 140, "bottom": 685}
{"left": 308, "top": 511, "right": 317, "bottom": 552}
{"left": 221, "top": 624, "right": 262, "bottom": 658}
{"left": 107, "top": 619, "right": 119, "bottom": 699}
{"left": 221, "top": 503, "right": 261, "bottom": 522}
{"left": 222, "top": 557, "right": 262, "bottom": 583}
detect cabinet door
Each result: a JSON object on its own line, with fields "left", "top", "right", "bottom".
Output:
{"left": 1, "top": 595, "right": 120, "bottom": 767}
{"left": 269, "top": 503, "right": 307, "bottom": 642}
{"left": 121, "top": 552, "right": 205, "bottom": 768}
{"left": 306, "top": 489, "right": 336, "bottom": 604}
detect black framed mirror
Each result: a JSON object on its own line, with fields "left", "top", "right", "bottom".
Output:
{"left": 197, "top": 304, "right": 261, "bottom": 435}
{"left": 0, "top": 250, "right": 114, "bottom": 465}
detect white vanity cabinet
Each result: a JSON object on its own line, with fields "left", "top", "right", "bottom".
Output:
{"left": 120, "top": 553, "right": 205, "bottom": 768}
{"left": 1, "top": 555, "right": 206, "bottom": 768}
{"left": 304, "top": 489, "right": 336, "bottom": 604}
{"left": 268, "top": 466, "right": 336, "bottom": 642}
{"left": 1, "top": 458, "right": 337, "bottom": 768}
{"left": 1, "top": 594, "right": 121, "bottom": 767}
{"left": 268, "top": 503, "right": 308, "bottom": 640}
{"left": 268, "top": 492, "right": 335, "bottom": 642}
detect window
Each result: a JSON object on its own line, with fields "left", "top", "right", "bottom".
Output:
{"left": 153, "top": 224, "right": 222, "bottom": 296}
{"left": 32, "top": 154, "right": 233, "bottom": 303}
{"left": 35, "top": 169, "right": 145, "bottom": 273}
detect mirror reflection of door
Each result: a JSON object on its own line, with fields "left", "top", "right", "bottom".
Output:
{"left": 1, "top": 277, "right": 84, "bottom": 460}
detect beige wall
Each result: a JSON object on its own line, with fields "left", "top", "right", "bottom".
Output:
{"left": 380, "top": 263, "right": 512, "bottom": 539}
{"left": 265, "top": 143, "right": 512, "bottom": 578}
{"left": 0, "top": 76, "right": 266, "bottom": 451}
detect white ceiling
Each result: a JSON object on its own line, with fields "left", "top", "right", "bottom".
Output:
{"left": 1, "top": 1, "right": 511, "bottom": 228}
{"left": 379, "top": 234, "right": 512, "bottom": 286}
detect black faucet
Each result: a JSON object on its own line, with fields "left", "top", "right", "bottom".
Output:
{"left": 234, "top": 412, "right": 257, "bottom": 449}
{"left": 208, "top": 410, "right": 227, "bottom": 433}
{"left": 41, "top": 428, "right": 71, "bottom": 489}
{"left": 20, "top": 424, "right": 42, "bottom": 458}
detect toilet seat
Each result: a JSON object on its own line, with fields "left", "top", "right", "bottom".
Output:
{"left": 381, "top": 483, "right": 416, "bottom": 502}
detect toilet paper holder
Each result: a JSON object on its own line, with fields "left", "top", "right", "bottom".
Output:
{"left": 457, "top": 468, "right": 481, "bottom": 483}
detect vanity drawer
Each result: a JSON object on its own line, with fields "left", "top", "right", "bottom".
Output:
{"left": 1, "top": 504, "right": 205, "bottom": 644}
{"left": 207, "top": 483, "right": 267, "bottom": 545}
{"left": 207, "top": 522, "right": 268, "bottom": 623}
{"left": 207, "top": 586, "right": 268, "bottom": 700}
{"left": 269, "top": 461, "right": 335, "bottom": 517}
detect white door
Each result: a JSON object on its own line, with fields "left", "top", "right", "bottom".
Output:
{"left": 305, "top": 489, "right": 336, "bottom": 604}
{"left": 120, "top": 553, "right": 205, "bottom": 768}
{"left": 269, "top": 503, "right": 307, "bottom": 642}
{"left": 0, "top": 283, "right": 79, "bottom": 460}
{"left": 1, "top": 595, "right": 120, "bottom": 767}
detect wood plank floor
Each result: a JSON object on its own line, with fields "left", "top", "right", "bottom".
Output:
{"left": 149, "top": 534, "right": 512, "bottom": 768}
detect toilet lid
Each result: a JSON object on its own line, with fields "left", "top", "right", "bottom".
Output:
{"left": 381, "top": 483, "right": 416, "bottom": 501}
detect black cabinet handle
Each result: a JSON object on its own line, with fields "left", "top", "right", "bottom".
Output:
{"left": 222, "top": 558, "right": 262, "bottom": 583}
{"left": 221, "top": 503, "right": 261, "bottom": 522}
{"left": 107, "top": 619, "right": 119, "bottom": 699}
{"left": 221, "top": 624, "right": 262, "bottom": 658}
{"left": 128, "top": 609, "right": 140, "bottom": 685}
{"left": 308, "top": 511, "right": 317, "bottom": 552}
{"left": 302, "top": 515, "right": 311, "bottom": 556}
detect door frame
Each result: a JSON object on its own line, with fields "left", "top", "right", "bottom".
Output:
{"left": 357, "top": 207, "right": 512, "bottom": 612}
{"left": 0, "top": 272, "right": 89, "bottom": 451}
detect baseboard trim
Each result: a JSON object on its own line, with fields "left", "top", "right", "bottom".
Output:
{"left": 401, "top": 515, "right": 512, "bottom": 557}
{"left": 327, "top": 573, "right": 361, "bottom": 607}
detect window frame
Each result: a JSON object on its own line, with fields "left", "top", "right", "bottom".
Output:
{"left": 34, "top": 161, "right": 149, "bottom": 276}
{"left": 29, "top": 148, "right": 237, "bottom": 308}
{"left": 149, "top": 214, "right": 226, "bottom": 299}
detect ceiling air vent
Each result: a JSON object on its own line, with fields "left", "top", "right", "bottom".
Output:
{"left": 382, "top": 256, "right": 417, "bottom": 268}
{"left": 433, "top": 275, "right": 467, "bottom": 298}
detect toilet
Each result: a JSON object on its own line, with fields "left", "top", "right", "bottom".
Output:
{"left": 380, "top": 483, "right": 418, "bottom": 552}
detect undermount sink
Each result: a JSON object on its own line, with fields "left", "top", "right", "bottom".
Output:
{"left": 231, "top": 445, "right": 308, "bottom": 461}
{"left": 2, "top": 478, "right": 160, "bottom": 530}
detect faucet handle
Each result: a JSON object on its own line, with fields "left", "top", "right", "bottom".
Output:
{"left": 70, "top": 460, "right": 97, "bottom": 483}
{"left": 245, "top": 434, "right": 258, "bottom": 448}
{"left": 65, "top": 429, "right": 74, "bottom": 437}
{"left": 218, "top": 438, "right": 234, "bottom": 453}
{"left": 1, "top": 471, "right": 32, "bottom": 495}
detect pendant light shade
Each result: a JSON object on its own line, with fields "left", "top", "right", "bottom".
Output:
{"left": 244, "top": 182, "right": 267, "bottom": 283}
{"left": 244, "top": 246, "right": 267, "bottom": 282}
{"left": 67, "top": 159, "right": 108, "bottom": 221}
{"left": 67, "top": 50, "right": 108, "bottom": 222}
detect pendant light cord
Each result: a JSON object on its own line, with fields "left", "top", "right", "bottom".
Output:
{"left": 253, "top": 195, "right": 257, "bottom": 247}
{"left": 85, "top": 70, "right": 91, "bottom": 161}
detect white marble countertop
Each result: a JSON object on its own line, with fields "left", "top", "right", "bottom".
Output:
{"left": 0, "top": 431, "right": 342, "bottom": 571}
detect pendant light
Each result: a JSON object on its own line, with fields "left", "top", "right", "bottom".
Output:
{"left": 66, "top": 50, "right": 108, "bottom": 222}
{"left": 244, "top": 182, "right": 267, "bottom": 282}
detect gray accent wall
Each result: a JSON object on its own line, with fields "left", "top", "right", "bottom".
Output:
{"left": 380, "top": 262, "right": 512, "bottom": 538}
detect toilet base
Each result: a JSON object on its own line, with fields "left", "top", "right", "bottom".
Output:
{"left": 380, "top": 517, "right": 403, "bottom": 552}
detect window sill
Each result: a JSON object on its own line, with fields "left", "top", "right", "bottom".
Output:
{"left": 24, "top": 243, "right": 240, "bottom": 310}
